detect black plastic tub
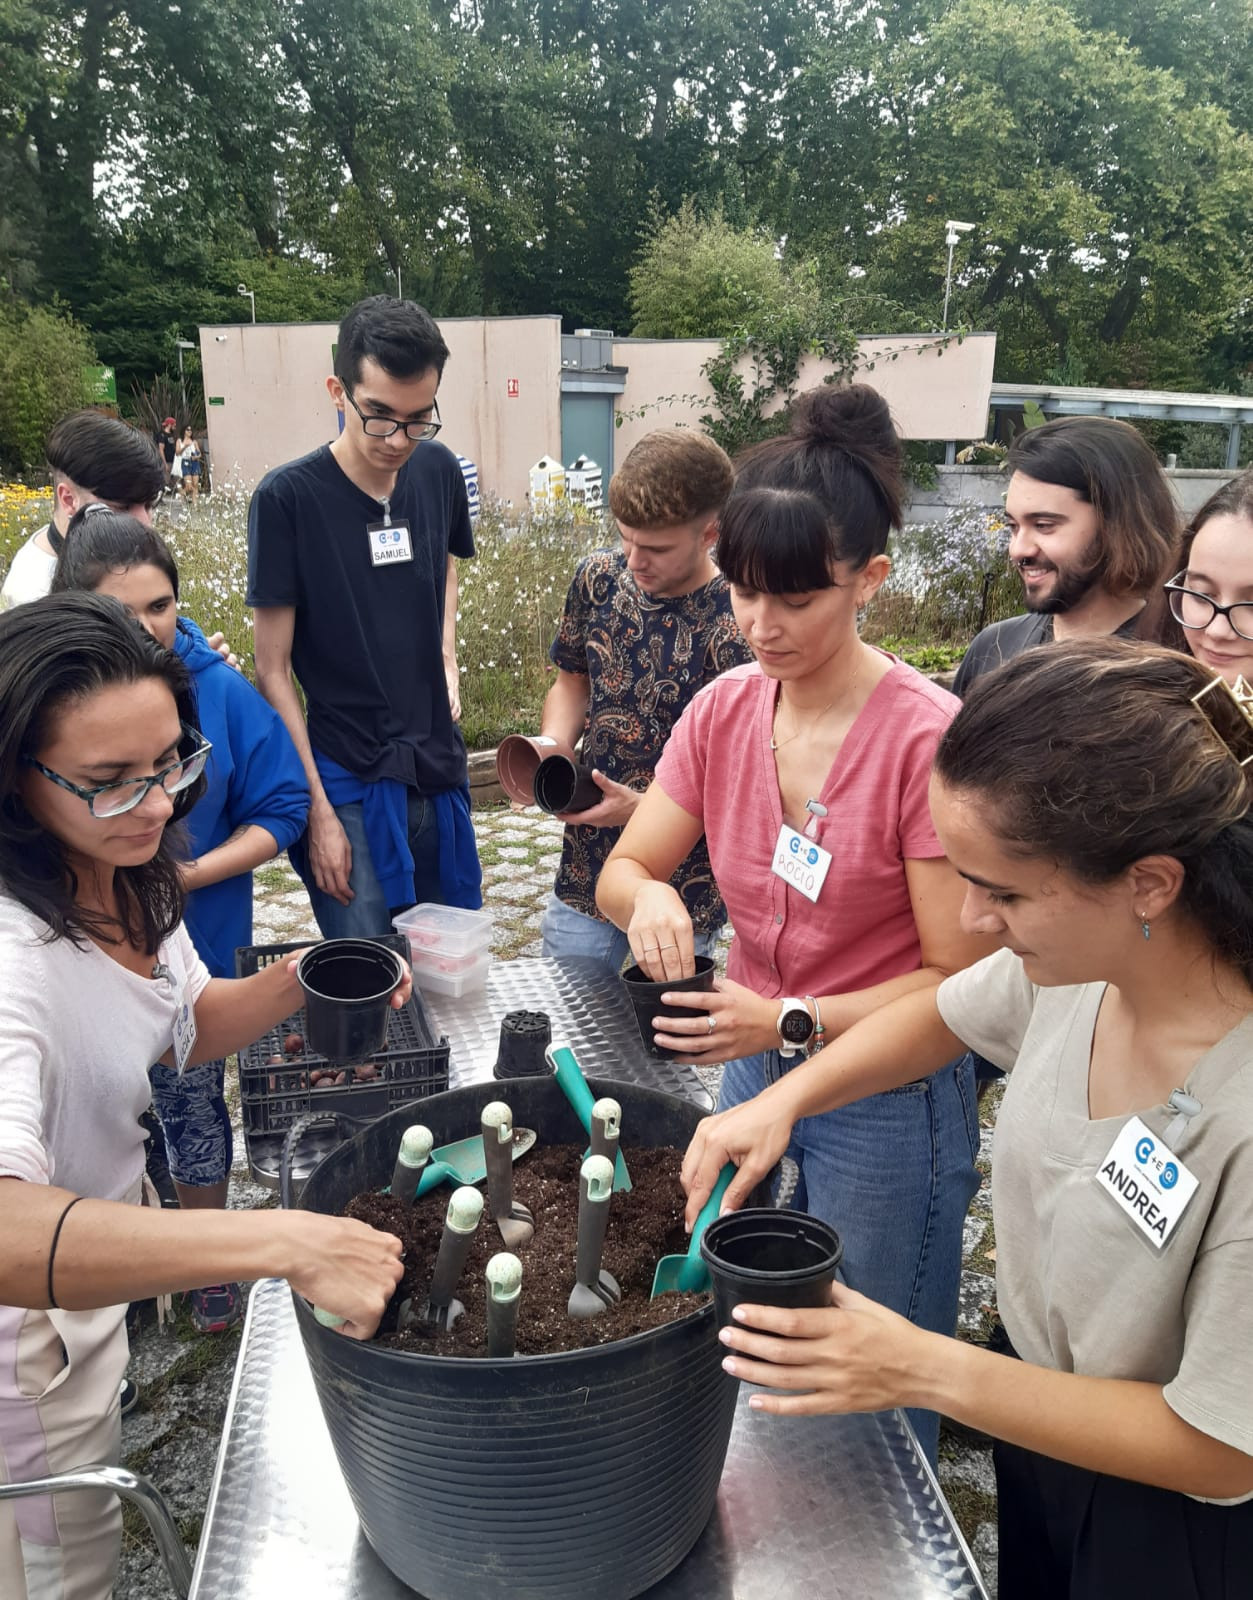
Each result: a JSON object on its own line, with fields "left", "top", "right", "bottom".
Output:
{"left": 286, "top": 1076, "right": 743, "bottom": 1600}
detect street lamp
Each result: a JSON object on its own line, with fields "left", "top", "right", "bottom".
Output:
{"left": 942, "top": 221, "right": 975, "bottom": 332}
{"left": 237, "top": 283, "right": 256, "bottom": 323}
{"left": 175, "top": 339, "right": 195, "bottom": 416}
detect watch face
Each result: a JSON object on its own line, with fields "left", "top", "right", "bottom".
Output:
{"left": 779, "top": 1004, "right": 815, "bottom": 1044}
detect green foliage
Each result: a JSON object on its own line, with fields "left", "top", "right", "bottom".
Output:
{"left": 0, "top": 303, "right": 98, "bottom": 472}
{"left": 629, "top": 200, "right": 792, "bottom": 339}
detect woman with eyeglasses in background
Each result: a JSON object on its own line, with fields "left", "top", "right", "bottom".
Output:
{"left": 0, "top": 593, "right": 404, "bottom": 1600}
{"left": 1160, "top": 470, "right": 1253, "bottom": 686}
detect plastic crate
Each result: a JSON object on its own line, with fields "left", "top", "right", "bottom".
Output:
{"left": 235, "top": 935, "right": 451, "bottom": 1187}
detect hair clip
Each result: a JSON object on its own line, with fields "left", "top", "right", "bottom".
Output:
{"left": 81, "top": 501, "right": 112, "bottom": 517}
{"left": 1191, "top": 674, "right": 1253, "bottom": 768}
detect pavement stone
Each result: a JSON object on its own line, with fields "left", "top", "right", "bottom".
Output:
{"left": 114, "top": 804, "right": 998, "bottom": 1596}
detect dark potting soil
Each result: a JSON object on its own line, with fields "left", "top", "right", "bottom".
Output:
{"left": 346, "top": 1144, "right": 709, "bottom": 1356}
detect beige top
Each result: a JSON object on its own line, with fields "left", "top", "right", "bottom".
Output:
{"left": 938, "top": 949, "right": 1253, "bottom": 1496}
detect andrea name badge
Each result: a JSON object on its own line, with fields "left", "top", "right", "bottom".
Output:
{"left": 172, "top": 982, "right": 198, "bottom": 1074}
{"left": 1096, "top": 1115, "right": 1198, "bottom": 1248}
{"left": 366, "top": 519, "right": 413, "bottom": 566}
{"left": 770, "top": 822, "right": 833, "bottom": 904}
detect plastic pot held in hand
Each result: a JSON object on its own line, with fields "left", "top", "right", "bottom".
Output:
{"left": 699, "top": 1208, "right": 842, "bottom": 1327}
{"left": 295, "top": 939, "right": 404, "bottom": 1065}
{"left": 620, "top": 956, "right": 716, "bottom": 1060}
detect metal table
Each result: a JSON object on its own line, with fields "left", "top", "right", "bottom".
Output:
{"left": 191, "top": 1281, "right": 988, "bottom": 1599}
{"left": 193, "top": 957, "right": 987, "bottom": 1599}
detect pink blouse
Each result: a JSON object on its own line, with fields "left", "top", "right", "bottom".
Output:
{"left": 654, "top": 658, "right": 959, "bottom": 1001}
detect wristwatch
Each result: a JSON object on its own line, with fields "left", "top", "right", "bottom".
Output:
{"left": 776, "top": 997, "right": 816, "bottom": 1058}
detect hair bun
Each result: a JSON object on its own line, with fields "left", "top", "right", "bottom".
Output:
{"left": 791, "top": 384, "right": 897, "bottom": 453}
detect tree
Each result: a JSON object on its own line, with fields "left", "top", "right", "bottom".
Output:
{"left": 628, "top": 201, "right": 793, "bottom": 338}
{"left": 0, "top": 302, "right": 97, "bottom": 472}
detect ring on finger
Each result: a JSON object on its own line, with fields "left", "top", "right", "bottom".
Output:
{"left": 706, "top": 1014, "right": 717, "bottom": 1035}
{"left": 658, "top": 942, "right": 678, "bottom": 951}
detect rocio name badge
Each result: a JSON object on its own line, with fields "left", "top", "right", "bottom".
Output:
{"left": 1096, "top": 1115, "right": 1198, "bottom": 1248}
{"left": 770, "top": 823, "right": 832, "bottom": 904}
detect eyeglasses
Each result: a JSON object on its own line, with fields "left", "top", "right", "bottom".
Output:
{"left": 343, "top": 389, "right": 442, "bottom": 441}
{"left": 1164, "top": 574, "right": 1253, "bottom": 642}
{"left": 25, "top": 728, "right": 213, "bottom": 818}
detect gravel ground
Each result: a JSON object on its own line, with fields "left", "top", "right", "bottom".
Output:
{"left": 116, "top": 805, "right": 999, "bottom": 1597}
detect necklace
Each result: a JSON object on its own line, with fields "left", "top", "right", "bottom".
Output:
{"left": 770, "top": 697, "right": 835, "bottom": 752}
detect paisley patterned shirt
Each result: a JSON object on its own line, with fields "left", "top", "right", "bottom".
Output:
{"left": 549, "top": 550, "right": 752, "bottom": 929}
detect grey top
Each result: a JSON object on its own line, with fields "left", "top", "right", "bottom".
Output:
{"left": 952, "top": 610, "right": 1145, "bottom": 697}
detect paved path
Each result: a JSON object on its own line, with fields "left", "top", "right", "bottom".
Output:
{"left": 117, "top": 804, "right": 1000, "bottom": 1596}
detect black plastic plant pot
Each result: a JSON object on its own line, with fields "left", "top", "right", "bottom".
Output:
{"left": 533, "top": 753, "right": 600, "bottom": 814}
{"left": 295, "top": 939, "right": 404, "bottom": 1066}
{"left": 286, "top": 1076, "right": 746, "bottom": 1600}
{"left": 699, "top": 1208, "right": 842, "bottom": 1327}
{"left": 620, "top": 956, "right": 716, "bottom": 1060}
{"left": 492, "top": 1009, "right": 553, "bottom": 1080}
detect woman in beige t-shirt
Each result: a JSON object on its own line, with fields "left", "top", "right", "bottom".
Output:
{"left": 684, "top": 638, "right": 1253, "bottom": 1599}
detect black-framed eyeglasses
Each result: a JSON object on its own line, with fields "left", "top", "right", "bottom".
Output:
{"left": 343, "top": 388, "right": 442, "bottom": 441}
{"left": 24, "top": 727, "right": 213, "bottom": 818}
{"left": 1164, "top": 574, "right": 1253, "bottom": 642}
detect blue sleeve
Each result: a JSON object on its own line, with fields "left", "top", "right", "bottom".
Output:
{"left": 218, "top": 671, "right": 310, "bottom": 852}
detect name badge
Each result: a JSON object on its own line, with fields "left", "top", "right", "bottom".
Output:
{"left": 172, "top": 982, "right": 198, "bottom": 1074}
{"left": 1095, "top": 1114, "right": 1198, "bottom": 1248}
{"left": 366, "top": 519, "right": 414, "bottom": 566}
{"left": 770, "top": 823, "right": 833, "bottom": 904}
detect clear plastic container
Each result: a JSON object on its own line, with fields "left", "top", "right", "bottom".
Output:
{"left": 410, "top": 950, "right": 493, "bottom": 998}
{"left": 392, "top": 903, "right": 495, "bottom": 961}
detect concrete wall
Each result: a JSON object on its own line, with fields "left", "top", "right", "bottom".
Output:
{"left": 198, "top": 316, "right": 562, "bottom": 497}
{"left": 610, "top": 332, "right": 998, "bottom": 464}
{"left": 905, "top": 464, "right": 1238, "bottom": 524}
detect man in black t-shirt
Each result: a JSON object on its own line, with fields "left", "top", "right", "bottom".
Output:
{"left": 953, "top": 417, "right": 1178, "bottom": 696}
{"left": 247, "top": 296, "right": 481, "bottom": 937}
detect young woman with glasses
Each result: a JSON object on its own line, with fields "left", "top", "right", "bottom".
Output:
{"left": 1160, "top": 469, "right": 1253, "bottom": 686}
{"left": 0, "top": 592, "right": 404, "bottom": 1600}
{"left": 51, "top": 507, "right": 310, "bottom": 1334}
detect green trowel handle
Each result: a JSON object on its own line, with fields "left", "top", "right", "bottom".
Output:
{"left": 546, "top": 1043, "right": 631, "bottom": 1191}
{"left": 677, "top": 1163, "right": 737, "bottom": 1293}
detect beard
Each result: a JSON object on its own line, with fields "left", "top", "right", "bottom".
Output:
{"left": 1017, "top": 539, "right": 1103, "bottom": 615}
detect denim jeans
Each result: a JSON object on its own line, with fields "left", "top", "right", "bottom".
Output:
{"left": 718, "top": 1048, "right": 981, "bottom": 1464}
{"left": 307, "top": 791, "right": 443, "bottom": 940}
{"left": 539, "top": 893, "right": 720, "bottom": 977}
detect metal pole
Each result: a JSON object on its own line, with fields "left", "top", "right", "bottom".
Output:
{"left": 942, "top": 239, "right": 957, "bottom": 331}
{"left": 396, "top": 266, "right": 402, "bottom": 299}
{"left": 1227, "top": 422, "right": 1242, "bottom": 471}
{"left": 177, "top": 347, "right": 187, "bottom": 417}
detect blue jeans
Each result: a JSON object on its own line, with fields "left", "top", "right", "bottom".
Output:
{"left": 149, "top": 1059, "right": 233, "bottom": 1186}
{"left": 539, "top": 893, "right": 720, "bottom": 977}
{"left": 307, "top": 792, "right": 443, "bottom": 940}
{"left": 718, "top": 1048, "right": 980, "bottom": 1464}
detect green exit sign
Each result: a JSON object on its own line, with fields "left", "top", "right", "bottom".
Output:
{"left": 208, "top": 396, "right": 225, "bottom": 406}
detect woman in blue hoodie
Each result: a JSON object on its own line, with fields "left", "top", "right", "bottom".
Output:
{"left": 52, "top": 506, "right": 309, "bottom": 1331}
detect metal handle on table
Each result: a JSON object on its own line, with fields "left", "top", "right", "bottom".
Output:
{"left": 0, "top": 1463, "right": 192, "bottom": 1598}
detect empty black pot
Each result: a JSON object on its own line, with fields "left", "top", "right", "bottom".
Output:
{"left": 699, "top": 1208, "right": 842, "bottom": 1326}
{"left": 620, "top": 955, "right": 716, "bottom": 1059}
{"left": 533, "top": 753, "right": 601, "bottom": 814}
{"left": 493, "top": 1009, "right": 553, "bottom": 1080}
{"left": 296, "top": 939, "right": 404, "bottom": 1065}
{"left": 287, "top": 1077, "right": 748, "bottom": 1600}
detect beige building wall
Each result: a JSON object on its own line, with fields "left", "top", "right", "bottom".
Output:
{"left": 197, "top": 315, "right": 562, "bottom": 500}
{"left": 610, "top": 332, "right": 998, "bottom": 463}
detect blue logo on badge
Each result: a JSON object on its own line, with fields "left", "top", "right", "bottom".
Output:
{"left": 1160, "top": 1162, "right": 1178, "bottom": 1189}
{"left": 789, "top": 836, "right": 800, "bottom": 856}
{"left": 1135, "top": 1134, "right": 1155, "bottom": 1164}
{"left": 384, "top": 528, "right": 401, "bottom": 543}
{"left": 806, "top": 845, "right": 819, "bottom": 865}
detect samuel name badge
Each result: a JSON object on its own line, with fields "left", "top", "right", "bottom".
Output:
{"left": 770, "top": 822, "right": 833, "bottom": 904}
{"left": 1096, "top": 1115, "right": 1198, "bottom": 1248}
{"left": 366, "top": 519, "right": 414, "bottom": 566}
{"left": 172, "top": 982, "right": 198, "bottom": 1073}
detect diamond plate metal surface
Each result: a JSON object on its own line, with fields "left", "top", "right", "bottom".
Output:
{"left": 422, "top": 956, "right": 714, "bottom": 1107}
{"left": 191, "top": 1282, "right": 988, "bottom": 1600}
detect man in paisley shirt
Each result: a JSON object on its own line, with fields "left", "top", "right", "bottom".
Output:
{"left": 539, "top": 429, "right": 752, "bottom": 972}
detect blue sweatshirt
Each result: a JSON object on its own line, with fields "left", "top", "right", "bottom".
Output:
{"left": 175, "top": 618, "right": 309, "bottom": 977}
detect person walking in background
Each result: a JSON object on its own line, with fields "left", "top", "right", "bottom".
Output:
{"left": 52, "top": 510, "right": 309, "bottom": 1332}
{"left": 156, "top": 416, "right": 178, "bottom": 492}
{"left": 953, "top": 416, "right": 1179, "bottom": 694}
{"left": 538, "top": 429, "right": 751, "bottom": 975}
{"left": 177, "top": 425, "right": 202, "bottom": 501}
{"left": 247, "top": 295, "right": 481, "bottom": 937}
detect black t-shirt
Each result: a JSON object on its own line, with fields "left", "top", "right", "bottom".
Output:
{"left": 952, "top": 609, "right": 1144, "bottom": 697}
{"left": 246, "top": 442, "right": 474, "bottom": 791}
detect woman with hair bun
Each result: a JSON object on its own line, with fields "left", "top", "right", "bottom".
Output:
{"left": 683, "top": 637, "right": 1253, "bottom": 1597}
{"left": 598, "top": 384, "right": 994, "bottom": 1459}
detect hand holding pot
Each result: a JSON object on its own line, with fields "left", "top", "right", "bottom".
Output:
{"left": 283, "top": 1211, "right": 405, "bottom": 1341}
{"left": 626, "top": 882, "right": 696, "bottom": 982}
{"left": 650, "top": 977, "right": 777, "bottom": 1064}
{"left": 554, "top": 769, "right": 640, "bottom": 829}
{"left": 718, "top": 1281, "right": 943, "bottom": 1418}
{"left": 286, "top": 948, "right": 414, "bottom": 1013}
{"left": 680, "top": 1081, "right": 800, "bottom": 1230}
